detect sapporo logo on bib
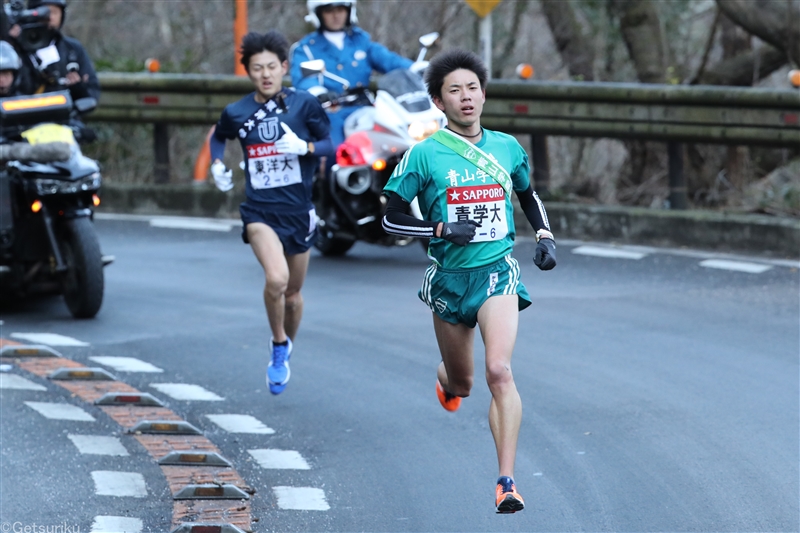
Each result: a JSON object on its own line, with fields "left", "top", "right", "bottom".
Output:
{"left": 246, "top": 142, "right": 302, "bottom": 190}
{"left": 446, "top": 183, "right": 508, "bottom": 242}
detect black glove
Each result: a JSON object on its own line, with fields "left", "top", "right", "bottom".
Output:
{"left": 534, "top": 238, "right": 557, "bottom": 270}
{"left": 440, "top": 220, "right": 480, "bottom": 246}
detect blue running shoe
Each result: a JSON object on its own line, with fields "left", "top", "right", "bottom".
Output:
{"left": 267, "top": 337, "right": 292, "bottom": 395}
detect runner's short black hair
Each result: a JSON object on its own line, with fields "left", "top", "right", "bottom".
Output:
{"left": 240, "top": 31, "right": 290, "bottom": 71}
{"left": 424, "top": 48, "right": 488, "bottom": 100}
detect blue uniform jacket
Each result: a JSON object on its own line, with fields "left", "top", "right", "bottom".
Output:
{"left": 290, "top": 26, "right": 412, "bottom": 148}
{"left": 211, "top": 88, "right": 333, "bottom": 212}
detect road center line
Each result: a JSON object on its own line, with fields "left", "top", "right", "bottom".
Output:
{"left": 150, "top": 383, "right": 224, "bottom": 401}
{"left": 10, "top": 333, "right": 89, "bottom": 346}
{"left": 89, "top": 356, "right": 164, "bottom": 373}
{"left": 92, "top": 471, "right": 148, "bottom": 497}
{"left": 249, "top": 449, "right": 310, "bottom": 470}
{"left": 91, "top": 516, "right": 143, "bottom": 533}
{"left": 272, "top": 486, "right": 330, "bottom": 511}
{"left": 24, "top": 401, "right": 95, "bottom": 421}
{"left": 571, "top": 245, "right": 648, "bottom": 260}
{"left": 206, "top": 414, "right": 275, "bottom": 434}
{"left": 69, "top": 435, "right": 130, "bottom": 456}
{"left": 0, "top": 374, "right": 47, "bottom": 391}
{"left": 699, "top": 259, "right": 774, "bottom": 274}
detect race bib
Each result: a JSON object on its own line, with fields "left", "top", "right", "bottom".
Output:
{"left": 246, "top": 142, "right": 302, "bottom": 190}
{"left": 446, "top": 184, "right": 508, "bottom": 242}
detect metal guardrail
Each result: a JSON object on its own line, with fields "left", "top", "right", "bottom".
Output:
{"left": 91, "top": 72, "right": 800, "bottom": 208}
{"left": 93, "top": 72, "right": 800, "bottom": 146}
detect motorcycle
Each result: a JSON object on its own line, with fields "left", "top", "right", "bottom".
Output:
{"left": 302, "top": 32, "right": 445, "bottom": 256}
{"left": 0, "top": 90, "right": 110, "bottom": 318}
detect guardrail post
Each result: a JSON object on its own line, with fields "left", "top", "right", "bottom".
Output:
{"left": 154, "top": 122, "right": 170, "bottom": 184}
{"left": 531, "top": 135, "right": 550, "bottom": 197}
{"left": 667, "top": 141, "right": 687, "bottom": 209}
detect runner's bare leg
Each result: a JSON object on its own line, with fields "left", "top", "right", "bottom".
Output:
{"left": 247, "top": 222, "right": 290, "bottom": 343}
{"left": 477, "top": 294, "right": 521, "bottom": 478}
{"left": 433, "top": 315, "right": 475, "bottom": 397}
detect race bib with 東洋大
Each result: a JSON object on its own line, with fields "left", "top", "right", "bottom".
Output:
{"left": 446, "top": 183, "right": 508, "bottom": 242}
{"left": 246, "top": 142, "right": 302, "bottom": 190}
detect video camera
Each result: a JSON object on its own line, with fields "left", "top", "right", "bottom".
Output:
{"left": 4, "top": 0, "right": 56, "bottom": 53}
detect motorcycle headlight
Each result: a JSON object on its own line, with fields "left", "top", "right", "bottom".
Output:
{"left": 35, "top": 172, "right": 101, "bottom": 195}
{"left": 408, "top": 120, "right": 441, "bottom": 141}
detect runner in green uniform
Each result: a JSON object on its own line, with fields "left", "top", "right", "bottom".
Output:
{"left": 382, "top": 48, "right": 556, "bottom": 514}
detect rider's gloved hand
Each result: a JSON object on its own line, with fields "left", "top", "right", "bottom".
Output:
{"left": 275, "top": 123, "right": 308, "bottom": 156}
{"left": 534, "top": 237, "right": 557, "bottom": 270}
{"left": 440, "top": 220, "right": 480, "bottom": 246}
{"left": 210, "top": 160, "right": 233, "bottom": 192}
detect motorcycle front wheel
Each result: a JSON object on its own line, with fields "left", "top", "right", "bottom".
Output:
{"left": 60, "top": 216, "right": 104, "bottom": 318}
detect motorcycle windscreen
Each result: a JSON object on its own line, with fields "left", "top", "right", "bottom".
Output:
{"left": 0, "top": 91, "right": 72, "bottom": 129}
{"left": 378, "top": 70, "right": 431, "bottom": 113}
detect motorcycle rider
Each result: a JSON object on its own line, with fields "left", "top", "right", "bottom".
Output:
{"left": 290, "top": 0, "right": 413, "bottom": 152}
{"left": 0, "top": 40, "right": 22, "bottom": 96}
{"left": 21, "top": 0, "right": 99, "bottom": 101}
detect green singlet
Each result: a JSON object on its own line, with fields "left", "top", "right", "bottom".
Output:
{"left": 383, "top": 128, "right": 530, "bottom": 270}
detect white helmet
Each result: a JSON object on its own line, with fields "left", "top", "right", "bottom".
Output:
{"left": 0, "top": 41, "right": 21, "bottom": 72}
{"left": 304, "top": 0, "right": 358, "bottom": 29}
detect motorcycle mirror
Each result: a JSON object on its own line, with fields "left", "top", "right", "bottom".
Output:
{"left": 74, "top": 97, "right": 97, "bottom": 114}
{"left": 300, "top": 59, "right": 326, "bottom": 78}
{"left": 419, "top": 32, "right": 439, "bottom": 48}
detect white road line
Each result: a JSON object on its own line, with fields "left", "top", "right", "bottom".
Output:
{"left": 150, "top": 383, "right": 224, "bottom": 401}
{"left": 272, "top": 486, "right": 330, "bottom": 511}
{"left": 0, "top": 364, "right": 12, "bottom": 372}
{"left": 249, "top": 449, "right": 310, "bottom": 470}
{"left": 69, "top": 435, "right": 129, "bottom": 456}
{"left": 699, "top": 259, "right": 774, "bottom": 274}
{"left": 0, "top": 374, "right": 47, "bottom": 391}
{"left": 10, "top": 332, "right": 89, "bottom": 346}
{"left": 91, "top": 516, "right": 143, "bottom": 533}
{"left": 89, "top": 356, "right": 163, "bottom": 373}
{"left": 149, "top": 217, "right": 234, "bottom": 232}
{"left": 25, "top": 401, "right": 95, "bottom": 421}
{"left": 92, "top": 471, "right": 148, "bottom": 498}
{"left": 206, "top": 414, "right": 275, "bottom": 434}
{"left": 571, "top": 245, "right": 647, "bottom": 260}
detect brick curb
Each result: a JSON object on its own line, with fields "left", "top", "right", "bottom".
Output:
{"left": 96, "top": 182, "right": 800, "bottom": 259}
{"left": 1, "top": 345, "right": 254, "bottom": 532}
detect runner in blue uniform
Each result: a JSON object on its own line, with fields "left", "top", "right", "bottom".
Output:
{"left": 210, "top": 31, "right": 334, "bottom": 395}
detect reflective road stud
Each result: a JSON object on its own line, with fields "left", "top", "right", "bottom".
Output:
{"left": 0, "top": 345, "right": 62, "bottom": 358}
{"left": 129, "top": 420, "right": 203, "bottom": 435}
{"left": 49, "top": 367, "right": 117, "bottom": 381}
{"left": 172, "top": 484, "right": 250, "bottom": 500}
{"left": 95, "top": 392, "right": 165, "bottom": 407}
{"left": 158, "top": 451, "right": 232, "bottom": 467}
{"left": 169, "top": 524, "right": 246, "bottom": 533}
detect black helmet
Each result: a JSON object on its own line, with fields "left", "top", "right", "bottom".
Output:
{"left": 27, "top": 0, "right": 67, "bottom": 27}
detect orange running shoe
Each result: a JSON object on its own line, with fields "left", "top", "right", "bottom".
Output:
{"left": 436, "top": 381, "right": 461, "bottom": 412}
{"left": 495, "top": 476, "right": 525, "bottom": 513}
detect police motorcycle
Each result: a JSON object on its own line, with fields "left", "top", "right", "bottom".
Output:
{"left": 303, "top": 32, "right": 445, "bottom": 256}
{"left": 0, "top": 90, "right": 109, "bottom": 318}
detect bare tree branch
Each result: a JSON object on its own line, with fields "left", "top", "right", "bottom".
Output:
{"left": 715, "top": 0, "right": 800, "bottom": 64}
{"left": 697, "top": 44, "right": 787, "bottom": 85}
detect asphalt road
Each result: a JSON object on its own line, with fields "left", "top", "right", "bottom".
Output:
{"left": 1, "top": 214, "right": 798, "bottom": 533}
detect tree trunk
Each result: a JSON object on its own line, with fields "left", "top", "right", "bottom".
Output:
{"left": 540, "top": 0, "right": 595, "bottom": 81}
{"left": 612, "top": 0, "right": 667, "bottom": 83}
{"left": 716, "top": 0, "right": 800, "bottom": 64}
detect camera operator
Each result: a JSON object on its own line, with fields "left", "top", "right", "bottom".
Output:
{"left": 21, "top": 0, "right": 99, "bottom": 101}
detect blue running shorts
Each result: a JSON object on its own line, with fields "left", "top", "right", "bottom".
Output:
{"left": 239, "top": 201, "right": 317, "bottom": 255}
